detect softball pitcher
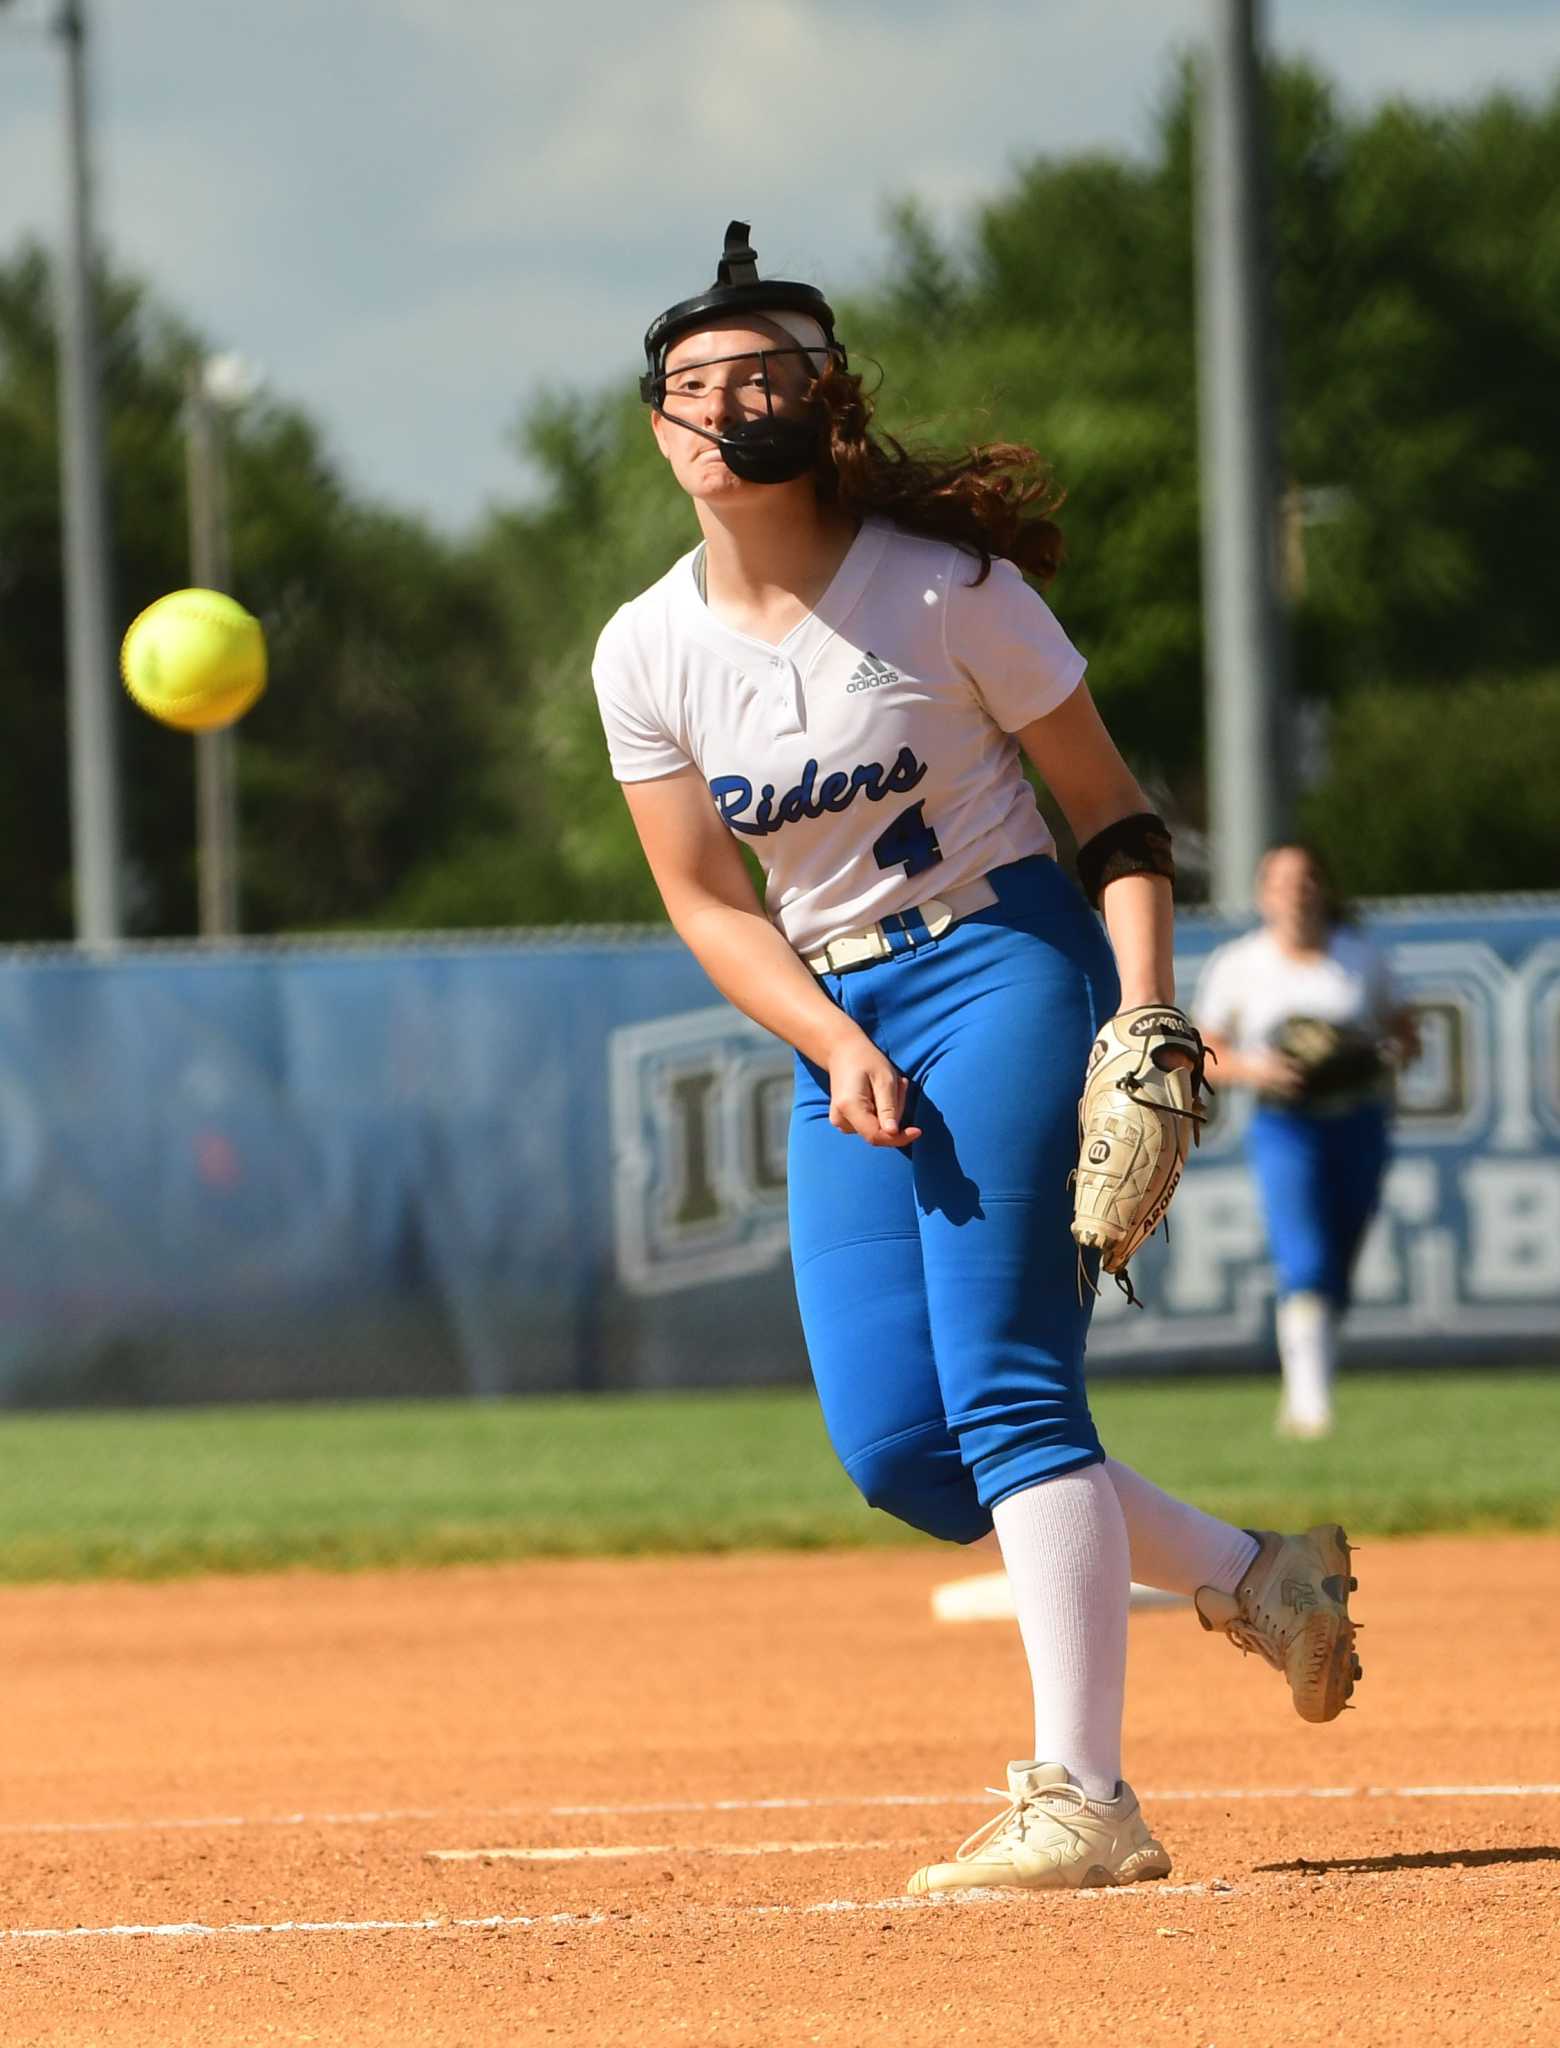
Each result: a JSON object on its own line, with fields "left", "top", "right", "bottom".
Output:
{"left": 593, "top": 223, "right": 1362, "bottom": 1894}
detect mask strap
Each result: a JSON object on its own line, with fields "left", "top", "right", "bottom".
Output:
{"left": 716, "top": 220, "right": 759, "bottom": 288}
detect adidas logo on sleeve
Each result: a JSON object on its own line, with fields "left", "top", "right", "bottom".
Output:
{"left": 846, "top": 652, "right": 901, "bottom": 694}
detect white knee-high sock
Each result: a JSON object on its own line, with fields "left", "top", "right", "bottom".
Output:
{"left": 990, "top": 1462, "right": 1130, "bottom": 1801}
{"left": 1104, "top": 1458, "right": 1260, "bottom": 1597}
{"left": 1276, "top": 1291, "right": 1336, "bottom": 1429}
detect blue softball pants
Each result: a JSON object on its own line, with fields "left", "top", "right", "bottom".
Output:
{"left": 787, "top": 855, "right": 1120, "bottom": 1546}
{"left": 1245, "top": 1100, "right": 1390, "bottom": 1309}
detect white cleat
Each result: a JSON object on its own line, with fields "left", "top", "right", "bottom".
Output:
{"left": 905, "top": 1762, "right": 1172, "bottom": 1895}
{"left": 1195, "top": 1524, "right": 1361, "bottom": 1722}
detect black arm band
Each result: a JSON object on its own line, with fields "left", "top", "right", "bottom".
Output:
{"left": 1075, "top": 812, "right": 1175, "bottom": 907}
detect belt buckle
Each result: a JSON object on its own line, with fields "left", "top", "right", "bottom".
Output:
{"left": 878, "top": 897, "right": 954, "bottom": 956}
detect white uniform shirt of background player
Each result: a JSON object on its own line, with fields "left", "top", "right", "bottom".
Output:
{"left": 593, "top": 228, "right": 1362, "bottom": 1895}
{"left": 1196, "top": 844, "right": 1418, "bottom": 1439}
{"left": 1196, "top": 913, "right": 1400, "bottom": 1073}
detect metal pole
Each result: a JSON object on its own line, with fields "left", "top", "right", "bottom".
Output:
{"left": 55, "top": 0, "right": 124, "bottom": 946}
{"left": 184, "top": 366, "right": 240, "bottom": 938}
{"left": 1195, "top": 0, "right": 1289, "bottom": 912}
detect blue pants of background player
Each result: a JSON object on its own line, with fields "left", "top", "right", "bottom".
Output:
{"left": 1245, "top": 1101, "right": 1390, "bottom": 1308}
{"left": 787, "top": 855, "right": 1119, "bottom": 1545}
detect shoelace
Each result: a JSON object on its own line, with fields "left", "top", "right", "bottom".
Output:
{"left": 955, "top": 1781, "right": 1092, "bottom": 1863}
{"left": 1222, "top": 1616, "right": 1286, "bottom": 1671}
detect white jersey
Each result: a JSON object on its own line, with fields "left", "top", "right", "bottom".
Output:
{"left": 591, "top": 516, "right": 1085, "bottom": 953}
{"left": 1194, "top": 926, "right": 1400, "bottom": 1054}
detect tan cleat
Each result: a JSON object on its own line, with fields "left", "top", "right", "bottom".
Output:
{"left": 1195, "top": 1523, "right": 1361, "bottom": 1723}
{"left": 905, "top": 1762, "right": 1172, "bottom": 1896}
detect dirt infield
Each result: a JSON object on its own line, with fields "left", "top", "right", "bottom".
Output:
{"left": 3, "top": 1535, "right": 1556, "bottom": 2046}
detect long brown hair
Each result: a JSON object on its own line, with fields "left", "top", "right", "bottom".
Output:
{"left": 808, "top": 360, "right": 1065, "bottom": 586}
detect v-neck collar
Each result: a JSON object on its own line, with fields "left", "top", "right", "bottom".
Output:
{"left": 676, "top": 517, "right": 890, "bottom": 672}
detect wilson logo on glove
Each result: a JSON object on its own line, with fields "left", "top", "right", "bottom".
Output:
{"left": 1128, "top": 1010, "right": 1191, "bottom": 1040}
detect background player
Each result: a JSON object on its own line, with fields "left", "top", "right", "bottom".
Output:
{"left": 1197, "top": 842, "right": 1420, "bottom": 1438}
{"left": 592, "top": 224, "right": 1362, "bottom": 1895}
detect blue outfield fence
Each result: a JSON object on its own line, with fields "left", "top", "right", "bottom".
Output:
{"left": 0, "top": 899, "right": 1557, "bottom": 1406}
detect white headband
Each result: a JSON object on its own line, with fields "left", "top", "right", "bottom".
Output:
{"left": 660, "top": 309, "right": 837, "bottom": 379}
{"left": 763, "top": 310, "right": 833, "bottom": 372}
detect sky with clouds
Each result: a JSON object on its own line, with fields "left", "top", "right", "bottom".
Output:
{"left": 3, "top": 0, "right": 1558, "bottom": 534}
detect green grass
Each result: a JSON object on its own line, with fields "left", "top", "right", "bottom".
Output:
{"left": 0, "top": 1370, "right": 1554, "bottom": 1583}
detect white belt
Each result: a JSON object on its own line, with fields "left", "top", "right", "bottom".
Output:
{"left": 802, "top": 876, "right": 998, "bottom": 976}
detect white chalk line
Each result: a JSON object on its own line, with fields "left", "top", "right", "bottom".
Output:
{"left": 4, "top": 1783, "right": 1556, "bottom": 1841}
{"left": 426, "top": 1838, "right": 916, "bottom": 1864}
{"left": 0, "top": 1883, "right": 1232, "bottom": 1944}
{"left": 1, "top": 1910, "right": 612, "bottom": 1943}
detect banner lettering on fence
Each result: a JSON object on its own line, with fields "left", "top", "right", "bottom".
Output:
{"left": 0, "top": 902, "right": 1555, "bottom": 1404}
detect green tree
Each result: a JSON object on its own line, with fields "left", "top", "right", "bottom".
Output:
{"left": 477, "top": 61, "right": 1560, "bottom": 908}
{"left": 1299, "top": 674, "right": 1560, "bottom": 897}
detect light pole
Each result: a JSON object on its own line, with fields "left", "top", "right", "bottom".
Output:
{"left": 3, "top": 0, "right": 126, "bottom": 945}
{"left": 1195, "top": 0, "right": 1289, "bottom": 912}
{"left": 53, "top": 0, "right": 125, "bottom": 944}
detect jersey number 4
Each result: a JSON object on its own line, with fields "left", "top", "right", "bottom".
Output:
{"left": 872, "top": 801, "right": 943, "bottom": 881}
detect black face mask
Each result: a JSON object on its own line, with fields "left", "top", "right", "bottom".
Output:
{"left": 652, "top": 346, "right": 825, "bottom": 484}
{"left": 665, "top": 410, "right": 822, "bottom": 485}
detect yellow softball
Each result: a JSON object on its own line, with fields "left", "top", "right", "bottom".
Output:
{"left": 120, "top": 588, "right": 267, "bottom": 733}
